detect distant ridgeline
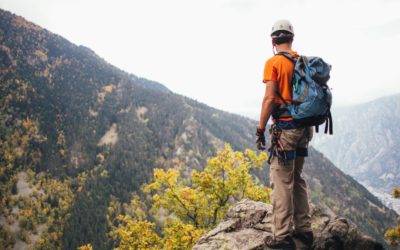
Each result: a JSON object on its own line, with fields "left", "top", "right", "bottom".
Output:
{"left": 312, "top": 94, "right": 400, "bottom": 213}
{"left": 0, "top": 9, "right": 397, "bottom": 249}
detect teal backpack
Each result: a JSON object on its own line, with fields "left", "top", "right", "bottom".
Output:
{"left": 275, "top": 52, "right": 333, "bottom": 134}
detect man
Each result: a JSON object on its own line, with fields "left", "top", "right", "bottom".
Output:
{"left": 256, "top": 20, "right": 314, "bottom": 249}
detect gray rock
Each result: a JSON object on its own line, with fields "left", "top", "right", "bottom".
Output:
{"left": 193, "top": 199, "right": 384, "bottom": 250}
{"left": 193, "top": 199, "right": 271, "bottom": 250}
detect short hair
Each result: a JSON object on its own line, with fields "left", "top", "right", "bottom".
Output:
{"left": 271, "top": 30, "right": 294, "bottom": 45}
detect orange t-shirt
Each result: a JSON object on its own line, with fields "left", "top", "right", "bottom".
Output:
{"left": 263, "top": 51, "right": 298, "bottom": 106}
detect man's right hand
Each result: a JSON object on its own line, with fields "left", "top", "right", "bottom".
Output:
{"left": 256, "top": 126, "right": 266, "bottom": 150}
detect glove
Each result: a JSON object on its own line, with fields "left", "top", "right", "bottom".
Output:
{"left": 256, "top": 126, "right": 266, "bottom": 150}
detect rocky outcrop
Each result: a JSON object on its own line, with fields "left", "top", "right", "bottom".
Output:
{"left": 193, "top": 199, "right": 384, "bottom": 250}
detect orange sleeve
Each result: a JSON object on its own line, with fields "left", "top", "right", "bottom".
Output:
{"left": 263, "top": 59, "right": 277, "bottom": 83}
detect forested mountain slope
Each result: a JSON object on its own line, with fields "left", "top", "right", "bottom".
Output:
{"left": 0, "top": 9, "right": 396, "bottom": 249}
{"left": 312, "top": 94, "right": 400, "bottom": 213}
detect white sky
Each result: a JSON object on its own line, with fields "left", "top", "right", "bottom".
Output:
{"left": 1, "top": 0, "right": 400, "bottom": 119}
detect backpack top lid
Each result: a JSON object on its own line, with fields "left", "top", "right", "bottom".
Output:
{"left": 296, "top": 56, "right": 331, "bottom": 86}
{"left": 278, "top": 52, "right": 331, "bottom": 86}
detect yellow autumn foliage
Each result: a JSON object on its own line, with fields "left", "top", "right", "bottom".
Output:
{"left": 114, "top": 215, "right": 162, "bottom": 250}
{"left": 385, "top": 225, "right": 400, "bottom": 246}
{"left": 96, "top": 153, "right": 105, "bottom": 164}
{"left": 384, "top": 187, "right": 400, "bottom": 246}
{"left": 392, "top": 187, "right": 400, "bottom": 199}
{"left": 144, "top": 144, "right": 269, "bottom": 228}
{"left": 22, "top": 118, "right": 33, "bottom": 129}
{"left": 162, "top": 219, "right": 206, "bottom": 250}
{"left": 114, "top": 145, "right": 270, "bottom": 249}
{"left": 103, "top": 85, "right": 114, "bottom": 93}
{"left": 77, "top": 243, "right": 93, "bottom": 250}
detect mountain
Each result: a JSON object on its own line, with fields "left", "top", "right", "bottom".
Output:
{"left": 0, "top": 9, "right": 397, "bottom": 249}
{"left": 312, "top": 94, "right": 400, "bottom": 213}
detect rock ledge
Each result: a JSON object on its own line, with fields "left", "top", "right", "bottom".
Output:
{"left": 193, "top": 199, "right": 384, "bottom": 250}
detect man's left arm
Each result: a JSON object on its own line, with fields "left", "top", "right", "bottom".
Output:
{"left": 258, "top": 80, "right": 277, "bottom": 130}
{"left": 256, "top": 81, "right": 277, "bottom": 150}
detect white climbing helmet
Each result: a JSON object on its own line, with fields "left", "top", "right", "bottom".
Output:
{"left": 270, "top": 19, "right": 294, "bottom": 37}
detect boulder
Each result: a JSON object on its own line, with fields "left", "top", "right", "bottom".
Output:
{"left": 193, "top": 199, "right": 384, "bottom": 250}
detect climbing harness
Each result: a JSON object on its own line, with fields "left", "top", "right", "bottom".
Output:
{"left": 267, "top": 124, "right": 288, "bottom": 165}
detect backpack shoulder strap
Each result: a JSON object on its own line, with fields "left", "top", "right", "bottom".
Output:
{"left": 277, "top": 51, "right": 296, "bottom": 64}
{"left": 276, "top": 90, "right": 289, "bottom": 107}
{"left": 275, "top": 52, "right": 296, "bottom": 105}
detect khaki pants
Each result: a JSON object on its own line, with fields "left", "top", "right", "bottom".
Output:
{"left": 269, "top": 126, "right": 313, "bottom": 241}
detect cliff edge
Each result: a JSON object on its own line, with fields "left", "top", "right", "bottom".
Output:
{"left": 193, "top": 199, "right": 384, "bottom": 250}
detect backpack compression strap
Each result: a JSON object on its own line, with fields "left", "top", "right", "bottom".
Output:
{"left": 315, "top": 111, "right": 333, "bottom": 135}
{"left": 325, "top": 111, "right": 333, "bottom": 135}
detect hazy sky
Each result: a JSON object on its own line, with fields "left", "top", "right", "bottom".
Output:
{"left": 1, "top": 0, "right": 400, "bottom": 118}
